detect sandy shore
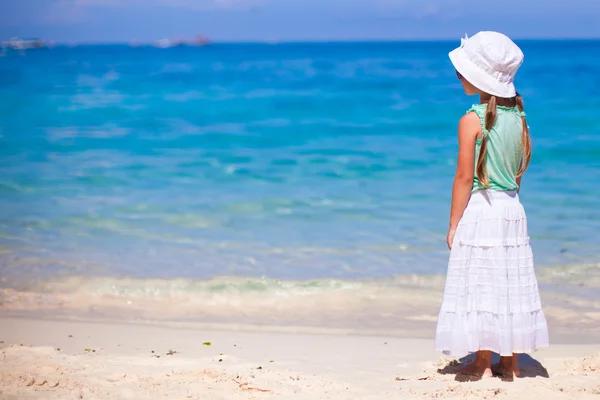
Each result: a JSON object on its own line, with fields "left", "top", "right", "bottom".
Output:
{"left": 1, "top": 317, "right": 599, "bottom": 399}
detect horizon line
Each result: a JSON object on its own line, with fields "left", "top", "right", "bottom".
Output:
{"left": 7, "top": 37, "right": 600, "bottom": 46}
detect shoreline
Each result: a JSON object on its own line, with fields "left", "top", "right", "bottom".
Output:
{"left": 1, "top": 266, "right": 599, "bottom": 341}
{"left": 1, "top": 316, "right": 599, "bottom": 399}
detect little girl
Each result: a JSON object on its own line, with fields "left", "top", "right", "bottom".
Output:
{"left": 435, "top": 31, "right": 549, "bottom": 380}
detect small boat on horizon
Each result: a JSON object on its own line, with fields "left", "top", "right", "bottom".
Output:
{"left": 1, "top": 37, "right": 47, "bottom": 50}
{"left": 152, "top": 35, "right": 212, "bottom": 48}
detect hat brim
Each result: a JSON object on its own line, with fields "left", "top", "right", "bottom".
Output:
{"left": 449, "top": 47, "right": 516, "bottom": 98}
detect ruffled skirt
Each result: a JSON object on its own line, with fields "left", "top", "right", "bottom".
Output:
{"left": 435, "top": 190, "right": 549, "bottom": 357}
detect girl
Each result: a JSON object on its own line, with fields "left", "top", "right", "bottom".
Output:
{"left": 435, "top": 31, "right": 549, "bottom": 380}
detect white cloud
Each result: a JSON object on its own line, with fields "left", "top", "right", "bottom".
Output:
{"left": 373, "top": 0, "right": 444, "bottom": 17}
{"left": 45, "top": 0, "right": 88, "bottom": 24}
{"left": 44, "top": 0, "right": 267, "bottom": 24}
{"left": 64, "top": 0, "right": 267, "bottom": 10}
{"left": 416, "top": 5, "right": 439, "bottom": 17}
{"left": 374, "top": 0, "right": 409, "bottom": 11}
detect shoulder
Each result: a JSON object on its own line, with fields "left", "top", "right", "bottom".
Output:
{"left": 460, "top": 111, "right": 481, "bottom": 126}
{"left": 458, "top": 112, "right": 481, "bottom": 141}
{"left": 465, "top": 104, "right": 486, "bottom": 124}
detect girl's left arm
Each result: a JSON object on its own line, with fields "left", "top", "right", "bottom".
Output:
{"left": 447, "top": 113, "right": 479, "bottom": 249}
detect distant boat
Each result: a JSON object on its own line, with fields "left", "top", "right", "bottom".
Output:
{"left": 154, "top": 39, "right": 172, "bottom": 48}
{"left": 192, "top": 35, "right": 211, "bottom": 46}
{"left": 1, "top": 37, "right": 46, "bottom": 50}
{"left": 153, "top": 35, "right": 211, "bottom": 48}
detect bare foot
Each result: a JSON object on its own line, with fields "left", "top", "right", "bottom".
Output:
{"left": 492, "top": 355, "right": 520, "bottom": 381}
{"left": 456, "top": 362, "right": 493, "bottom": 380}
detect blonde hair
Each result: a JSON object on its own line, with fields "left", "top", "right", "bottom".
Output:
{"left": 475, "top": 92, "right": 532, "bottom": 187}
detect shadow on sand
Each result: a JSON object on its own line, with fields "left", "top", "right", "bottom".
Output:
{"left": 437, "top": 353, "right": 550, "bottom": 382}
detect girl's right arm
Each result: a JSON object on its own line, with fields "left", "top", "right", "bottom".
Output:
{"left": 447, "top": 112, "right": 480, "bottom": 249}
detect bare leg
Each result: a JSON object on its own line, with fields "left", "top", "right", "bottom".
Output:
{"left": 457, "top": 350, "right": 493, "bottom": 378}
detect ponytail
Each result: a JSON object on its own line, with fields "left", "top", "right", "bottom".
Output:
{"left": 514, "top": 92, "right": 532, "bottom": 177}
{"left": 476, "top": 96, "right": 497, "bottom": 188}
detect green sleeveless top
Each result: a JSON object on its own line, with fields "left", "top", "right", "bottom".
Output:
{"left": 468, "top": 104, "right": 526, "bottom": 192}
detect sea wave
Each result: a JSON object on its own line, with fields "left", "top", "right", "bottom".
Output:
{"left": 1, "top": 268, "right": 599, "bottom": 335}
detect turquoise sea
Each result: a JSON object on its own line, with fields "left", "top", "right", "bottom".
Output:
{"left": 0, "top": 41, "right": 599, "bottom": 326}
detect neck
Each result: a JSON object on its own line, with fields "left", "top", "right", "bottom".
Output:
{"left": 480, "top": 93, "right": 515, "bottom": 107}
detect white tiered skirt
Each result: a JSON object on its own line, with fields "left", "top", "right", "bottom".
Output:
{"left": 435, "top": 190, "right": 549, "bottom": 357}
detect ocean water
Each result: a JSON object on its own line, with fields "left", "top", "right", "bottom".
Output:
{"left": 0, "top": 41, "right": 599, "bottom": 327}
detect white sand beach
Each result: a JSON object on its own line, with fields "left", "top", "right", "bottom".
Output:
{"left": 2, "top": 20, "right": 600, "bottom": 400}
{"left": 1, "top": 316, "right": 599, "bottom": 399}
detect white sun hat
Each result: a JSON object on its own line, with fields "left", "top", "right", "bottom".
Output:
{"left": 449, "top": 31, "right": 524, "bottom": 98}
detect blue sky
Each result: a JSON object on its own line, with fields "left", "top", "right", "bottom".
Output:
{"left": 1, "top": 0, "right": 599, "bottom": 42}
